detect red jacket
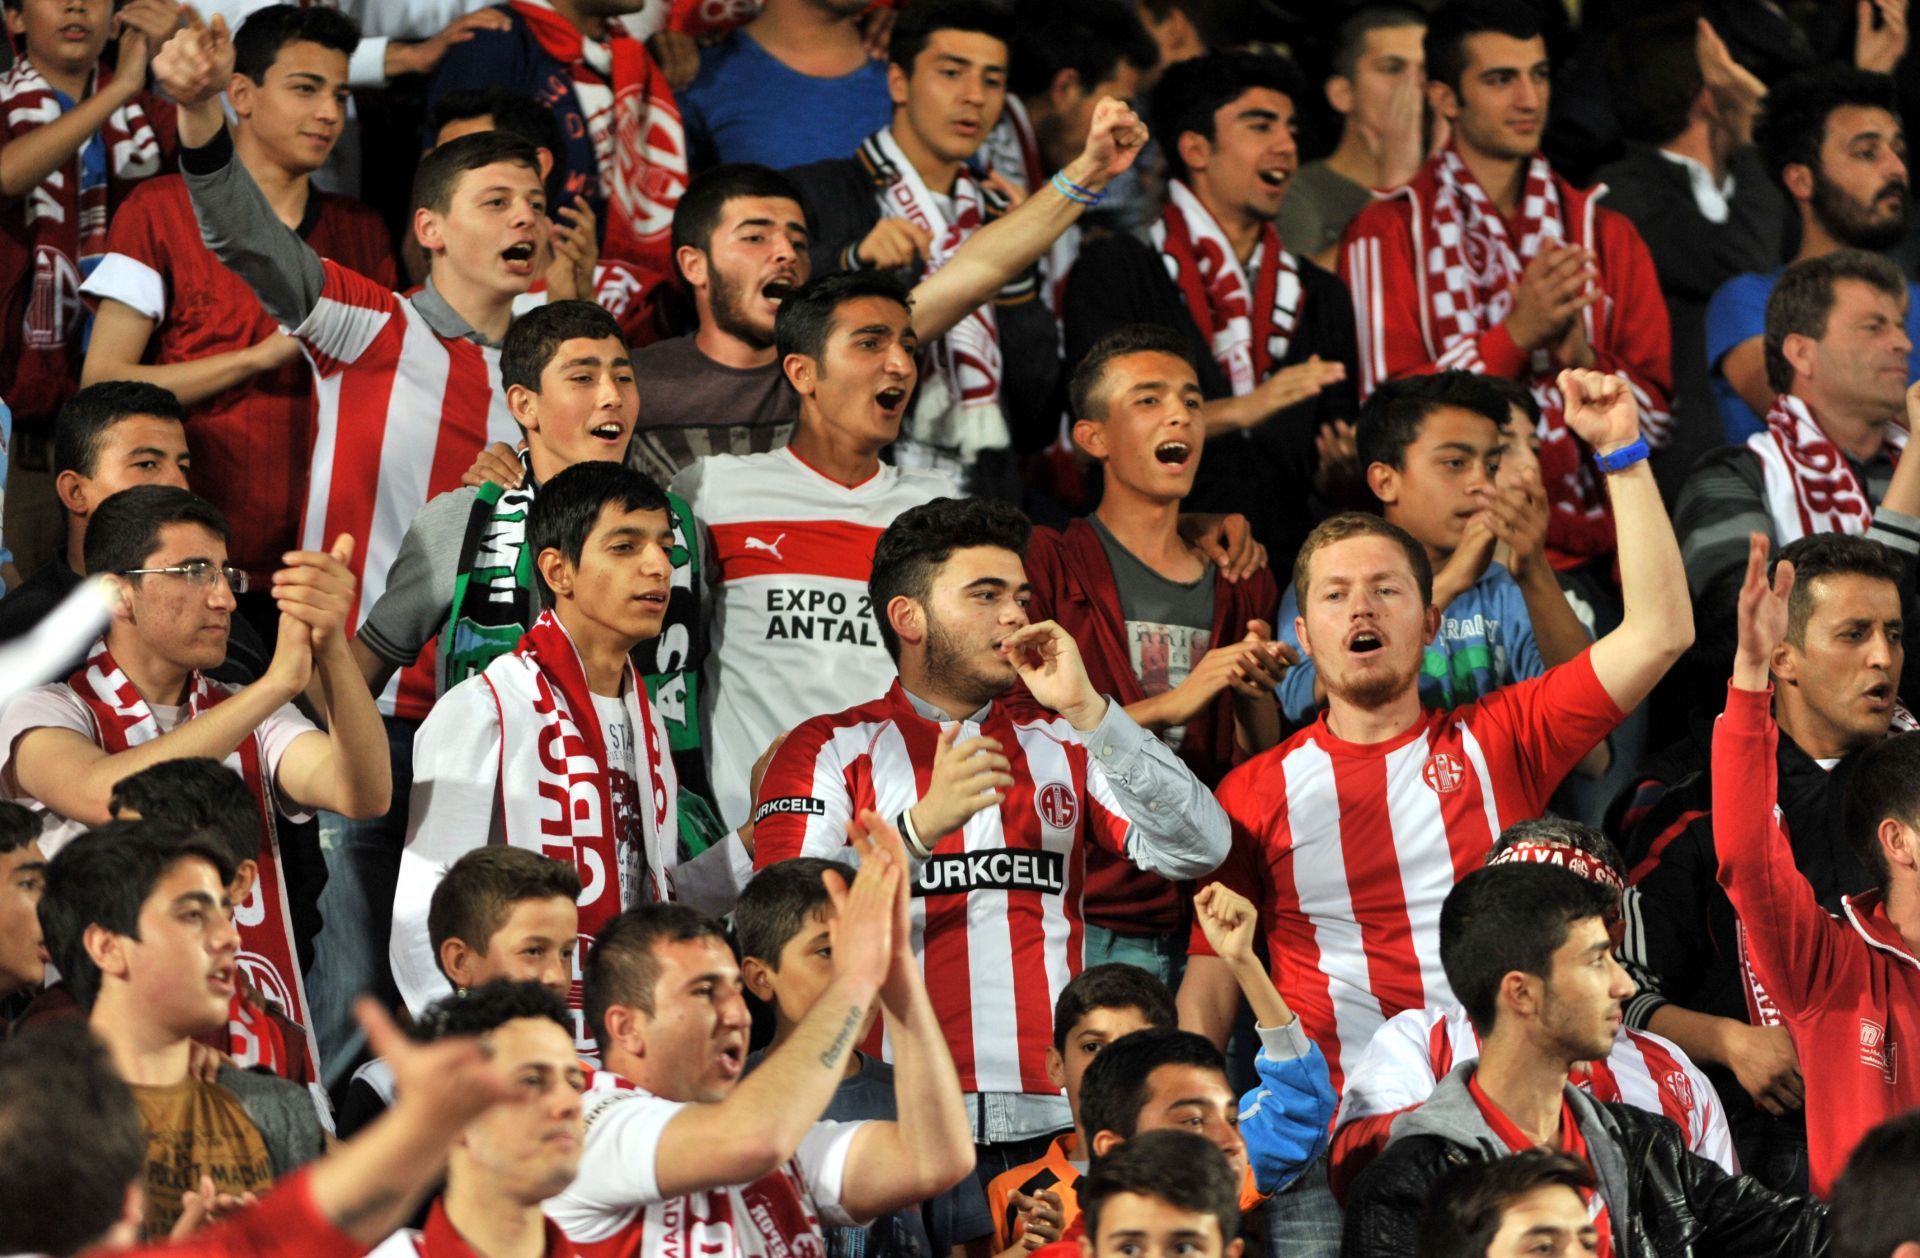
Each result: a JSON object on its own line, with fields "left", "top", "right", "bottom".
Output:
{"left": 1714, "top": 683, "right": 1920, "bottom": 1196}
{"left": 1339, "top": 156, "right": 1672, "bottom": 567}
{"left": 1023, "top": 519, "right": 1278, "bottom": 935}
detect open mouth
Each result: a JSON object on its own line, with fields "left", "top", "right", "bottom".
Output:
{"left": 1154, "top": 440, "right": 1191, "bottom": 466}
{"left": 762, "top": 278, "right": 796, "bottom": 305}
{"left": 590, "top": 421, "right": 626, "bottom": 443}
{"left": 876, "top": 386, "right": 907, "bottom": 413}
{"left": 1865, "top": 682, "right": 1893, "bottom": 708}
{"left": 59, "top": 23, "right": 90, "bottom": 39}
{"left": 1257, "top": 167, "right": 1289, "bottom": 190}
{"left": 208, "top": 964, "right": 235, "bottom": 997}
{"left": 634, "top": 590, "right": 668, "bottom": 610}
{"left": 716, "top": 1041, "right": 745, "bottom": 1077}
{"left": 502, "top": 242, "right": 536, "bottom": 273}
{"left": 1348, "top": 631, "right": 1384, "bottom": 656}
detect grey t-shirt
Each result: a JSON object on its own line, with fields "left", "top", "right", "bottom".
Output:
{"left": 1088, "top": 516, "right": 1215, "bottom": 750}
{"left": 1272, "top": 160, "right": 1373, "bottom": 260}
{"left": 628, "top": 334, "right": 797, "bottom": 487}
{"left": 355, "top": 486, "right": 480, "bottom": 671}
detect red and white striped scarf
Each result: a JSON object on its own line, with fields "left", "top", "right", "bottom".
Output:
{"left": 1747, "top": 393, "right": 1903, "bottom": 542}
{"left": 862, "top": 126, "right": 1009, "bottom": 459}
{"left": 512, "top": 0, "right": 687, "bottom": 273}
{"left": 65, "top": 638, "right": 316, "bottom": 1068}
{"left": 492, "top": 611, "right": 677, "bottom": 972}
{"left": 1151, "top": 179, "right": 1302, "bottom": 396}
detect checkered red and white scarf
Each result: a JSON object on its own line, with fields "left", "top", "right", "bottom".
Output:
{"left": 1151, "top": 179, "right": 1302, "bottom": 396}
{"left": 1748, "top": 393, "right": 1903, "bottom": 542}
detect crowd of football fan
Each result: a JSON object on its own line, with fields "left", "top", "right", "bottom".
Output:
{"left": 10, "top": 0, "right": 1920, "bottom": 1255}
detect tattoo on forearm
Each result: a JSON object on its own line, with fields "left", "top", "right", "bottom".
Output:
{"left": 820, "top": 1006, "right": 863, "bottom": 1068}
{"left": 333, "top": 1188, "right": 406, "bottom": 1232}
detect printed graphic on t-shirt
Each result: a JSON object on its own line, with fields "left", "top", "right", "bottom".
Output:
{"left": 596, "top": 695, "right": 647, "bottom": 908}
{"left": 134, "top": 1078, "right": 275, "bottom": 1240}
{"left": 1127, "top": 620, "right": 1210, "bottom": 749}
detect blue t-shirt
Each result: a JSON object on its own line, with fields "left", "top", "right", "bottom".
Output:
{"left": 679, "top": 33, "right": 892, "bottom": 171}
{"left": 1707, "top": 268, "right": 1920, "bottom": 442}
{"left": 1275, "top": 562, "right": 1546, "bottom": 724}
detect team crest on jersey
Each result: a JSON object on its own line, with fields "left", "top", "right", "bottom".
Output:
{"left": 1035, "top": 781, "right": 1078, "bottom": 830}
{"left": 1422, "top": 751, "right": 1467, "bottom": 794}
{"left": 235, "top": 951, "right": 293, "bottom": 1019}
{"left": 1663, "top": 1069, "right": 1695, "bottom": 1113}
{"left": 1860, "top": 1018, "right": 1898, "bottom": 1084}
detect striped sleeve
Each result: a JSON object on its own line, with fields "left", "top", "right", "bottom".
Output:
{"left": 1673, "top": 452, "right": 1775, "bottom": 599}
{"left": 293, "top": 259, "right": 402, "bottom": 378}
{"left": 751, "top": 715, "right": 860, "bottom": 866}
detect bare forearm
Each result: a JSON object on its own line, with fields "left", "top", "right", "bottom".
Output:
{"left": 1198, "top": 396, "right": 1261, "bottom": 438}
{"left": 1176, "top": 955, "right": 1241, "bottom": 1049}
{"left": 83, "top": 345, "right": 265, "bottom": 406}
{"left": 913, "top": 179, "right": 1085, "bottom": 341}
{"left": 1225, "top": 952, "right": 1293, "bottom": 1030}
{"left": 305, "top": 643, "right": 393, "bottom": 818}
{"left": 866, "top": 978, "right": 973, "bottom": 1200}
{"left": 0, "top": 79, "right": 139, "bottom": 197}
{"left": 1611, "top": 463, "right": 1692, "bottom": 652}
{"left": 1647, "top": 1004, "right": 1735, "bottom": 1070}
{"left": 306, "top": 1096, "right": 463, "bottom": 1242}
{"left": 175, "top": 94, "right": 227, "bottom": 151}
{"left": 1233, "top": 693, "right": 1282, "bottom": 756}
{"left": 1515, "top": 561, "right": 1589, "bottom": 668}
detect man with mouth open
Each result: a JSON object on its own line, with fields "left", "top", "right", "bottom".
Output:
{"left": 1179, "top": 367, "right": 1691, "bottom": 1238}
{"left": 752, "top": 495, "right": 1230, "bottom": 1175}
{"left": 391, "top": 461, "right": 683, "bottom": 1057}
{"left": 1340, "top": 0, "right": 1673, "bottom": 576}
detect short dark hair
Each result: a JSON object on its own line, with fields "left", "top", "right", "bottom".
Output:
{"left": 1415, "top": 1150, "right": 1597, "bottom": 1258}
{"left": 415, "top": 978, "right": 573, "bottom": 1042}
{"left": 1008, "top": 0, "right": 1158, "bottom": 101}
{"left": 671, "top": 163, "right": 812, "bottom": 271}
{"left": 527, "top": 461, "right": 671, "bottom": 602}
{"left": 1775, "top": 532, "right": 1907, "bottom": 648}
{"left": 1079, "top": 1028, "right": 1228, "bottom": 1145}
{"left": 0, "top": 1023, "right": 146, "bottom": 1256}
{"left": 582, "top": 903, "right": 728, "bottom": 1053}
{"left": 1069, "top": 324, "right": 1199, "bottom": 422}
{"left": 1330, "top": 4, "right": 1428, "bottom": 81}
{"left": 1439, "top": 864, "right": 1618, "bottom": 1035}
{"left": 1151, "top": 50, "right": 1308, "bottom": 185}
{"left": 1482, "top": 374, "right": 1540, "bottom": 427}
{"left": 1764, "top": 249, "right": 1910, "bottom": 394}
{"left": 1081, "top": 1129, "right": 1241, "bottom": 1247}
{"left": 1844, "top": 732, "right": 1920, "bottom": 891}
{"left": 1486, "top": 817, "right": 1624, "bottom": 884}
{"left": 735, "top": 858, "right": 850, "bottom": 970}
{"left": 413, "top": 130, "right": 542, "bottom": 216}
{"left": 1833, "top": 1110, "right": 1920, "bottom": 1258}
{"left": 108, "top": 758, "right": 260, "bottom": 873}
{"left": 1755, "top": 65, "right": 1903, "bottom": 186}
{"left": 1423, "top": 0, "right": 1543, "bottom": 94}
{"left": 1603, "top": 9, "right": 1704, "bottom": 146}
{"left": 232, "top": 4, "right": 358, "bottom": 83}
{"left": 431, "top": 87, "right": 566, "bottom": 160}
{"left": 501, "top": 299, "right": 628, "bottom": 394}
{"left": 868, "top": 496, "right": 1031, "bottom": 661}
{"left": 83, "top": 486, "right": 231, "bottom": 579}
{"left": 1291, "top": 511, "right": 1435, "bottom": 610}
{"left": 1052, "top": 963, "right": 1178, "bottom": 1054}
{"left": 427, "top": 847, "right": 582, "bottom": 978}
{"left": 0, "top": 800, "right": 37, "bottom": 855}
{"left": 54, "top": 380, "right": 186, "bottom": 479}
{"left": 1356, "top": 372, "right": 1507, "bottom": 471}
{"left": 39, "top": 820, "right": 237, "bottom": 1013}
{"left": 888, "top": 0, "right": 1014, "bottom": 75}
{"left": 774, "top": 270, "right": 914, "bottom": 368}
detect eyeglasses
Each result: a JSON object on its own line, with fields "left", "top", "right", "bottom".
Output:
{"left": 119, "top": 561, "right": 251, "bottom": 593}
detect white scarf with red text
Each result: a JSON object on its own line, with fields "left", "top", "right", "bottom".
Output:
{"left": 1748, "top": 393, "right": 1903, "bottom": 542}
{"left": 66, "top": 639, "right": 317, "bottom": 1068}
{"left": 1151, "top": 179, "right": 1302, "bottom": 395}
{"left": 861, "top": 126, "right": 1010, "bottom": 459}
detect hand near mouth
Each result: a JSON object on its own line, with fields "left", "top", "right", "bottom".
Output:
{"left": 1007, "top": 620, "right": 1107, "bottom": 731}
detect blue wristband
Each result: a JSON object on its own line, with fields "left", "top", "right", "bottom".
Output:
{"left": 1592, "top": 435, "right": 1650, "bottom": 474}
{"left": 1050, "top": 171, "right": 1104, "bottom": 206}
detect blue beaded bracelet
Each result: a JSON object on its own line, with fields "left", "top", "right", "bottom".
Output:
{"left": 1050, "top": 171, "right": 1104, "bottom": 206}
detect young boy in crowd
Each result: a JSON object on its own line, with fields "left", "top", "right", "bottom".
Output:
{"left": 340, "top": 846, "right": 580, "bottom": 1139}
{"left": 1413, "top": 1151, "right": 1602, "bottom": 1258}
{"left": 1025, "top": 324, "right": 1289, "bottom": 981}
{"left": 735, "top": 857, "right": 995, "bottom": 1258}
{"left": 391, "top": 461, "right": 681, "bottom": 1054}
{"left": 365, "top": 981, "right": 585, "bottom": 1258}
{"left": 0, "top": 0, "right": 179, "bottom": 572}
{"left": 1076, "top": 1130, "right": 1245, "bottom": 1258}
{"left": 110, "top": 757, "right": 324, "bottom": 1096}
{"left": 1275, "top": 371, "right": 1591, "bottom": 729}
{"left": 37, "top": 819, "right": 326, "bottom": 1239}
{"left": 82, "top": 5, "right": 398, "bottom": 595}
{"left": 0, "top": 800, "right": 45, "bottom": 1023}
{"left": 988, "top": 964, "right": 1179, "bottom": 1255}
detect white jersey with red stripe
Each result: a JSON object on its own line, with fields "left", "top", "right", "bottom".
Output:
{"left": 671, "top": 448, "right": 957, "bottom": 824}
{"left": 293, "top": 261, "right": 520, "bottom": 719}
{"left": 1191, "top": 652, "right": 1625, "bottom": 1089}
{"left": 544, "top": 1069, "right": 864, "bottom": 1258}
{"left": 1338, "top": 1003, "right": 1736, "bottom": 1172}
{"left": 753, "top": 682, "right": 1147, "bottom": 1097}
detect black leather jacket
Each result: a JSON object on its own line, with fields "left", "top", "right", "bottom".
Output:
{"left": 1342, "top": 1064, "right": 1827, "bottom": 1258}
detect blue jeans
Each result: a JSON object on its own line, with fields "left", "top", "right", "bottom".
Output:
{"left": 1083, "top": 922, "right": 1186, "bottom": 990}
{"left": 307, "top": 715, "right": 417, "bottom": 1091}
{"left": 1263, "top": 1156, "right": 1344, "bottom": 1258}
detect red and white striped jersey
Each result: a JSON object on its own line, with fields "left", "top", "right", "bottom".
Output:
{"left": 293, "top": 260, "right": 520, "bottom": 719}
{"left": 545, "top": 1069, "right": 864, "bottom": 1258}
{"left": 754, "top": 683, "right": 1211, "bottom": 1097}
{"left": 1192, "top": 652, "right": 1624, "bottom": 1088}
{"left": 1338, "top": 1004, "right": 1736, "bottom": 1173}
{"left": 671, "top": 448, "right": 957, "bottom": 824}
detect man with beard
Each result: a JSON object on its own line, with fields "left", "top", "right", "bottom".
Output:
{"left": 1178, "top": 368, "right": 1691, "bottom": 1247}
{"left": 751, "top": 495, "right": 1230, "bottom": 1175}
{"left": 1709, "top": 66, "right": 1914, "bottom": 442}
{"left": 1340, "top": 0, "right": 1673, "bottom": 575}
{"left": 1341, "top": 863, "right": 1828, "bottom": 1256}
